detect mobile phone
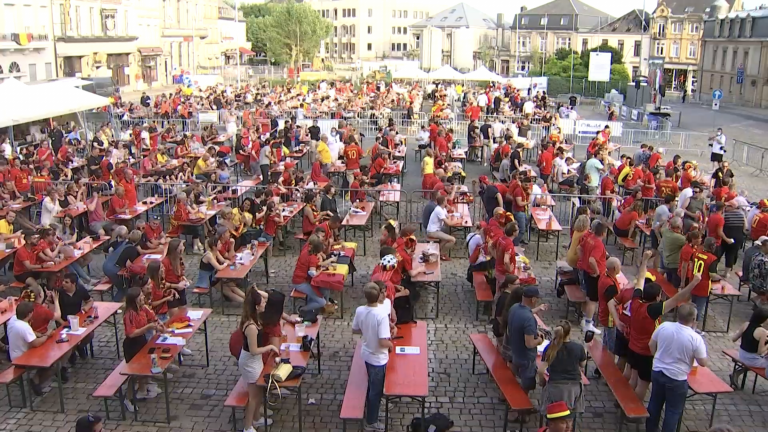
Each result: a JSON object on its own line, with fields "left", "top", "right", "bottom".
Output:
{"left": 160, "top": 353, "right": 172, "bottom": 360}
{"left": 162, "top": 348, "right": 171, "bottom": 354}
{"left": 55, "top": 338, "right": 68, "bottom": 344}
{"left": 424, "top": 271, "right": 435, "bottom": 275}
{"left": 148, "top": 347, "right": 156, "bottom": 354}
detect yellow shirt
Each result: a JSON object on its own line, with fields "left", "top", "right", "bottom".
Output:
{"left": 0, "top": 219, "right": 13, "bottom": 235}
{"left": 193, "top": 158, "right": 207, "bottom": 175}
{"left": 156, "top": 153, "right": 168, "bottom": 164}
{"left": 422, "top": 156, "right": 434, "bottom": 175}
{"left": 456, "top": 84, "right": 463, "bottom": 94}
{"left": 317, "top": 141, "right": 332, "bottom": 164}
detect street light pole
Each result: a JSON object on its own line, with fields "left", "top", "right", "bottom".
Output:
{"left": 236, "top": 0, "right": 241, "bottom": 87}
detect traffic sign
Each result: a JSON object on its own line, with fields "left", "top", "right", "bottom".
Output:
{"left": 713, "top": 89, "right": 723, "bottom": 100}
{"left": 737, "top": 64, "right": 745, "bottom": 84}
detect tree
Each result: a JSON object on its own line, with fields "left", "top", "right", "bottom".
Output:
{"left": 404, "top": 48, "right": 420, "bottom": 61}
{"left": 476, "top": 45, "right": 494, "bottom": 67}
{"left": 581, "top": 44, "right": 624, "bottom": 68}
{"left": 610, "top": 64, "right": 630, "bottom": 82}
{"left": 529, "top": 47, "right": 542, "bottom": 73}
{"left": 244, "top": 1, "right": 332, "bottom": 68}
{"left": 554, "top": 47, "right": 578, "bottom": 61}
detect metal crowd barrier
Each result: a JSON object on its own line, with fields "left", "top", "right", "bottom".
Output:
{"left": 731, "top": 139, "right": 768, "bottom": 177}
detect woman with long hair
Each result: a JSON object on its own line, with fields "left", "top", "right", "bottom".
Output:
{"left": 196, "top": 237, "right": 244, "bottom": 303}
{"left": 379, "top": 220, "right": 398, "bottom": 248}
{"left": 122, "top": 287, "right": 164, "bottom": 412}
{"left": 238, "top": 288, "right": 279, "bottom": 431}
{"left": 492, "top": 275, "right": 521, "bottom": 347}
{"left": 730, "top": 307, "right": 768, "bottom": 385}
{"left": 537, "top": 320, "right": 587, "bottom": 418}
{"left": 161, "top": 239, "right": 190, "bottom": 317}
{"left": 145, "top": 260, "right": 176, "bottom": 319}
{"left": 301, "top": 191, "right": 330, "bottom": 237}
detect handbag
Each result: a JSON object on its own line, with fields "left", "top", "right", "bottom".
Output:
{"left": 270, "top": 362, "right": 293, "bottom": 383}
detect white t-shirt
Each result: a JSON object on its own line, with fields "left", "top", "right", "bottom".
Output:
{"left": 7, "top": 316, "right": 37, "bottom": 361}
{"left": 712, "top": 133, "right": 726, "bottom": 155}
{"left": 523, "top": 101, "right": 535, "bottom": 115}
{"left": 427, "top": 205, "right": 448, "bottom": 233}
{"left": 748, "top": 206, "right": 761, "bottom": 230}
{"left": 140, "top": 130, "right": 150, "bottom": 147}
{"left": 1, "top": 142, "right": 12, "bottom": 159}
{"left": 492, "top": 122, "right": 505, "bottom": 139}
{"left": 328, "top": 140, "right": 344, "bottom": 164}
{"left": 477, "top": 94, "right": 488, "bottom": 107}
{"left": 553, "top": 157, "right": 568, "bottom": 182}
{"left": 467, "top": 232, "right": 488, "bottom": 263}
{"left": 352, "top": 305, "right": 391, "bottom": 366}
{"left": 651, "top": 321, "right": 707, "bottom": 381}
{"left": 677, "top": 187, "right": 694, "bottom": 211}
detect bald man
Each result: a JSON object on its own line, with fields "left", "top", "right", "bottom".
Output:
{"left": 597, "top": 255, "right": 628, "bottom": 362}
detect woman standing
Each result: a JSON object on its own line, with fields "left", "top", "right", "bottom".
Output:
{"left": 421, "top": 149, "right": 436, "bottom": 194}
{"left": 239, "top": 288, "right": 279, "bottom": 431}
{"left": 730, "top": 307, "right": 768, "bottom": 386}
{"left": 538, "top": 320, "right": 587, "bottom": 418}
{"left": 162, "top": 239, "right": 190, "bottom": 318}
{"left": 122, "top": 287, "right": 163, "bottom": 412}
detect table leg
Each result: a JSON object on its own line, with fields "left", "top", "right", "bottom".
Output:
{"left": 204, "top": 319, "right": 210, "bottom": 367}
{"left": 384, "top": 396, "right": 390, "bottom": 432}
{"left": 344, "top": 225, "right": 348, "bottom": 242}
{"left": 536, "top": 229, "right": 541, "bottom": 260}
{"left": 727, "top": 297, "right": 734, "bottom": 332}
{"left": 298, "top": 385, "right": 303, "bottom": 432}
{"left": 113, "top": 313, "right": 121, "bottom": 359}
{"left": 436, "top": 282, "right": 441, "bottom": 319}
{"left": 702, "top": 297, "right": 711, "bottom": 332}
{"left": 263, "top": 387, "right": 269, "bottom": 430}
{"left": 421, "top": 397, "right": 426, "bottom": 431}
{"left": 708, "top": 394, "right": 718, "bottom": 428}
{"left": 131, "top": 378, "right": 139, "bottom": 422}
{"left": 363, "top": 227, "right": 367, "bottom": 257}
{"left": 163, "top": 372, "right": 171, "bottom": 424}
{"left": 316, "top": 329, "right": 322, "bottom": 375}
{"left": 56, "top": 364, "right": 65, "bottom": 413}
{"left": 555, "top": 232, "right": 561, "bottom": 261}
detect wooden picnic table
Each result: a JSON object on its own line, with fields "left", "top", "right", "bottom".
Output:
{"left": 56, "top": 196, "right": 110, "bottom": 219}
{"left": 0, "top": 197, "right": 41, "bottom": 218}
{"left": 0, "top": 235, "right": 23, "bottom": 264}
{"left": 383, "top": 321, "right": 428, "bottom": 432}
{"left": 683, "top": 365, "right": 733, "bottom": 431}
{"left": 120, "top": 308, "right": 213, "bottom": 424}
{"left": 108, "top": 196, "right": 167, "bottom": 222}
{"left": 215, "top": 244, "right": 269, "bottom": 281}
{"left": 529, "top": 207, "right": 563, "bottom": 260}
{"left": 342, "top": 202, "right": 374, "bottom": 256}
{"left": 13, "top": 301, "right": 122, "bottom": 412}
{"left": 39, "top": 237, "right": 109, "bottom": 273}
{"left": 219, "top": 179, "right": 262, "bottom": 202}
{"left": 411, "top": 243, "right": 442, "bottom": 318}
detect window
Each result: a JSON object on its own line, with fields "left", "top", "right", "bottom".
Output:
{"left": 518, "top": 60, "right": 531, "bottom": 71}
{"left": 687, "top": 42, "right": 697, "bottom": 58}
{"left": 75, "top": 5, "right": 81, "bottom": 35}
{"left": 617, "top": 40, "right": 624, "bottom": 54}
{"left": 582, "top": 39, "right": 588, "bottom": 53}
{"left": 539, "top": 38, "right": 547, "bottom": 52}
{"left": 352, "top": 9, "right": 356, "bottom": 18}
{"left": 729, "top": 76, "right": 733, "bottom": 92}
{"left": 403, "top": 27, "right": 407, "bottom": 35}
{"left": 671, "top": 22, "right": 682, "bottom": 33}
{"left": 45, "top": 62, "right": 52, "bottom": 79}
{"left": 632, "top": 66, "right": 639, "bottom": 80}
{"left": 392, "top": 10, "right": 395, "bottom": 18}
{"left": 656, "top": 22, "right": 666, "bottom": 37}
{"left": 561, "top": 16, "right": 569, "bottom": 25}
{"left": 517, "top": 36, "right": 531, "bottom": 52}
{"left": 403, "top": 11, "right": 407, "bottom": 19}
{"left": 397, "top": 27, "right": 401, "bottom": 34}
{"left": 368, "top": 8, "right": 372, "bottom": 17}
{"left": 391, "top": 43, "right": 395, "bottom": 52}
{"left": 350, "top": 25, "right": 355, "bottom": 37}
{"left": 732, "top": 48, "right": 738, "bottom": 70}
{"left": 556, "top": 37, "right": 571, "bottom": 49}
{"left": 689, "top": 22, "right": 700, "bottom": 34}
{"left": 712, "top": 47, "right": 718, "bottom": 68}
{"left": 440, "top": 17, "right": 447, "bottom": 22}
{"left": 521, "top": 16, "right": 529, "bottom": 25}
{"left": 671, "top": 41, "right": 680, "bottom": 57}
{"left": 540, "top": 17, "right": 548, "bottom": 25}
{"left": 398, "top": 10, "right": 402, "bottom": 18}
{"left": 743, "top": 50, "right": 749, "bottom": 71}
{"left": 655, "top": 41, "right": 665, "bottom": 56}
{"left": 403, "top": 43, "right": 408, "bottom": 51}
{"left": 633, "top": 40, "right": 641, "bottom": 56}
{"left": 333, "top": 26, "right": 337, "bottom": 37}
{"left": 415, "top": 34, "right": 420, "bottom": 48}
{"left": 721, "top": 47, "right": 728, "bottom": 69}
{"left": 392, "top": 27, "right": 396, "bottom": 34}
{"left": 719, "top": 75, "right": 723, "bottom": 89}
{"left": 368, "top": 26, "right": 372, "bottom": 34}
{"left": 28, "top": 64, "right": 37, "bottom": 82}
{"left": 342, "top": 9, "right": 346, "bottom": 18}
{"left": 601, "top": 39, "right": 608, "bottom": 45}
{"left": 709, "top": 74, "right": 714, "bottom": 89}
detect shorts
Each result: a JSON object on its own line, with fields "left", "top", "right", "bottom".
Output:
{"left": 511, "top": 360, "right": 537, "bottom": 391}
{"left": 710, "top": 152, "right": 723, "bottom": 163}
{"left": 602, "top": 326, "right": 616, "bottom": 354}
{"left": 614, "top": 330, "right": 630, "bottom": 358}
{"left": 89, "top": 221, "right": 109, "bottom": 234}
{"left": 260, "top": 233, "right": 274, "bottom": 245}
{"left": 628, "top": 349, "right": 654, "bottom": 382}
{"left": 14, "top": 272, "right": 37, "bottom": 283}
{"left": 166, "top": 288, "right": 188, "bottom": 309}
{"left": 691, "top": 294, "right": 708, "bottom": 323}
{"left": 559, "top": 178, "right": 576, "bottom": 188}
{"left": 581, "top": 272, "right": 599, "bottom": 302}
{"left": 613, "top": 224, "right": 630, "bottom": 238}
{"left": 263, "top": 323, "right": 282, "bottom": 341}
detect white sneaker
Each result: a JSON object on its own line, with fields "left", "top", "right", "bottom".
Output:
{"left": 252, "top": 417, "right": 273, "bottom": 428}
{"left": 584, "top": 323, "right": 602, "bottom": 335}
{"left": 167, "top": 363, "right": 180, "bottom": 372}
{"left": 147, "top": 382, "right": 163, "bottom": 394}
{"left": 181, "top": 348, "right": 193, "bottom": 356}
{"left": 364, "top": 422, "right": 385, "bottom": 431}
{"left": 136, "top": 389, "right": 159, "bottom": 400}
{"left": 123, "top": 399, "right": 135, "bottom": 413}
{"left": 243, "top": 427, "right": 257, "bottom": 432}
{"left": 266, "top": 408, "right": 274, "bottom": 416}
{"left": 579, "top": 318, "right": 586, "bottom": 329}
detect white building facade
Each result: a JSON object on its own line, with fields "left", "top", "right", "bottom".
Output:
{"left": 0, "top": 0, "right": 57, "bottom": 82}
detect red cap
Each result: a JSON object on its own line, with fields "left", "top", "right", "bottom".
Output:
{"left": 759, "top": 199, "right": 768, "bottom": 209}
{"left": 478, "top": 221, "right": 487, "bottom": 229}
{"left": 546, "top": 401, "right": 572, "bottom": 419}
{"left": 353, "top": 171, "right": 362, "bottom": 178}
{"left": 609, "top": 167, "right": 618, "bottom": 176}
{"left": 479, "top": 175, "right": 489, "bottom": 185}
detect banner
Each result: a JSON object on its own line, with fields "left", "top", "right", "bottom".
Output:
{"left": 588, "top": 52, "right": 612, "bottom": 82}
{"left": 560, "top": 120, "right": 623, "bottom": 137}
{"left": 620, "top": 105, "right": 628, "bottom": 119}
{"left": 198, "top": 111, "right": 218, "bottom": 123}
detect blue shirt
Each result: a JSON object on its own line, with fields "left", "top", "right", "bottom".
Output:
{"left": 502, "top": 303, "right": 537, "bottom": 364}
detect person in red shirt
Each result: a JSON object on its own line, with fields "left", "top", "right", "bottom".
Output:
{"left": 600, "top": 173, "right": 619, "bottom": 218}
{"left": 428, "top": 121, "right": 439, "bottom": 146}
{"left": 434, "top": 130, "right": 449, "bottom": 158}
{"left": 655, "top": 169, "right": 680, "bottom": 199}
{"left": 369, "top": 152, "right": 389, "bottom": 186}
{"left": 626, "top": 251, "right": 700, "bottom": 401}
{"left": 706, "top": 201, "right": 731, "bottom": 251}
{"left": 680, "top": 163, "right": 696, "bottom": 189}
{"left": 19, "top": 284, "right": 59, "bottom": 335}
{"left": 493, "top": 221, "right": 519, "bottom": 293}
{"left": 510, "top": 177, "right": 532, "bottom": 245}
{"left": 538, "top": 143, "right": 554, "bottom": 185}
{"left": 14, "top": 230, "right": 53, "bottom": 284}
{"left": 465, "top": 103, "right": 481, "bottom": 121}
{"left": 647, "top": 149, "right": 662, "bottom": 169}
{"left": 56, "top": 142, "right": 71, "bottom": 164}
{"left": 122, "top": 286, "right": 165, "bottom": 402}
{"left": 106, "top": 187, "right": 130, "bottom": 219}
{"left": 614, "top": 201, "right": 643, "bottom": 239}
{"left": 343, "top": 140, "right": 363, "bottom": 187}
{"left": 9, "top": 158, "right": 30, "bottom": 196}
{"left": 291, "top": 236, "right": 334, "bottom": 313}
{"left": 638, "top": 164, "right": 656, "bottom": 204}
{"left": 690, "top": 237, "right": 721, "bottom": 329}
{"left": 679, "top": 230, "right": 702, "bottom": 289}
{"left": 751, "top": 200, "right": 768, "bottom": 240}
{"left": 577, "top": 222, "right": 608, "bottom": 334}
{"left": 711, "top": 177, "right": 731, "bottom": 203}
{"left": 623, "top": 166, "right": 644, "bottom": 191}
{"left": 140, "top": 150, "right": 158, "bottom": 179}
{"left": 597, "top": 256, "right": 630, "bottom": 368}
{"left": 36, "top": 140, "right": 55, "bottom": 168}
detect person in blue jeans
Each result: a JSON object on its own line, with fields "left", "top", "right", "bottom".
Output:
{"left": 291, "top": 235, "right": 337, "bottom": 313}
{"left": 352, "top": 283, "right": 393, "bottom": 432}
{"left": 646, "top": 303, "right": 708, "bottom": 432}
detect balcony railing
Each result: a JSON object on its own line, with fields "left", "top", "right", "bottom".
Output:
{"left": 0, "top": 33, "right": 50, "bottom": 43}
{"left": 653, "top": 31, "right": 667, "bottom": 38}
{"left": 218, "top": 7, "right": 244, "bottom": 20}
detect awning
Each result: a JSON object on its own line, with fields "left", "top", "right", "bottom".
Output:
{"left": 138, "top": 47, "right": 163, "bottom": 56}
{"left": 238, "top": 47, "right": 255, "bottom": 55}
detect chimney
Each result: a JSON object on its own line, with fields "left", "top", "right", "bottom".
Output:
{"left": 497, "top": 13, "right": 504, "bottom": 27}
{"left": 521, "top": 6, "right": 528, "bottom": 12}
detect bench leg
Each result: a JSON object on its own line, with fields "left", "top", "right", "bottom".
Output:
{"left": 103, "top": 399, "right": 111, "bottom": 421}
{"left": 564, "top": 298, "right": 571, "bottom": 320}
{"left": 502, "top": 406, "right": 509, "bottom": 432}
{"left": 231, "top": 407, "right": 237, "bottom": 432}
{"left": 118, "top": 387, "right": 126, "bottom": 421}
{"left": 475, "top": 299, "right": 479, "bottom": 321}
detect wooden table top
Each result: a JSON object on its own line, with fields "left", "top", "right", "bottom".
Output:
{"left": 378, "top": 183, "right": 402, "bottom": 202}
{"left": 530, "top": 207, "right": 562, "bottom": 232}
{"left": 56, "top": 196, "right": 110, "bottom": 219}
{"left": 40, "top": 237, "right": 109, "bottom": 273}
{"left": 445, "top": 203, "right": 472, "bottom": 228}
{"left": 384, "top": 321, "right": 429, "bottom": 397}
{"left": 411, "top": 243, "right": 441, "bottom": 283}
{"left": 215, "top": 244, "right": 268, "bottom": 279}
{"left": 342, "top": 202, "right": 374, "bottom": 227}
{"left": 109, "top": 197, "right": 167, "bottom": 221}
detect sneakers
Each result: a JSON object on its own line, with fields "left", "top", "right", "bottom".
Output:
{"left": 60, "top": 367, "right": 70, "bottom": 384}
{"left": 582, "top": 322, "right": 602, "bottom": 335}
{"left": 136, "top": 389, "right": 159, "bottom": 400}
{"left": 124, "top": 399, "right": 135, "bottom": 413}
{"left": 364, "top": 422, "right": 385, "bottom": 431}
{"left": 252, "top": 417, "right": 273, "bottom": 428}
{"left": 181, "top": 348, "right": 193, "bottom": 356}
{"left": 147, "top": 382, "right": 163, "bottom": 394}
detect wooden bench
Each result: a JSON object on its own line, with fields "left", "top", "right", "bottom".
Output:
{"left": 554, "top": 261, "right": 577, "bottom": 296}
{"left": 414, "top": 147, "right": 424, "bottom": 162}
{"left": 92, "top": 281, "right": 114, "bottom": 301}
{"left": 290, "top": 289, "right": 307, "bottom": 313}
{"left": 472, "top": 272, "right": 494, "bottom": 320}
{"left": 294, "top": 232, "right": 308, "bottom": 249}
{"left": 192, "top": 286, "right": 214, "bottom": 308}
{"left": 723, "top": 349, "right": 767, "bottom": 393}
{"left": 224, "top": 377, "right": 249, "bottom": 432}
{"left": 614, "top": 234, "right": 638, "bottom": 265}
{"left": 0, "top": 366, "right": 26, "bottom": 408}
{"left": 734, "top": 271, "right": 752, "bottom": 302}
{"left": 470, "top": 334, "right": 534, "bottom": 432}
{"left": 587, "top": 340, "right": 648, "bottom": 432}
{"left": 563, "top": 284, "right": 586, "bottom": 322}
{"left": 340, "top": 342, "right": 368, "bottom": 432}
{"left": 92, "top": 361, "right": 128, "bottom": 421}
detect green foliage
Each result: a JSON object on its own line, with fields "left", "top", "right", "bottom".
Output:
{"left": 241, "top": 1, "right": 332, "bottom": 68}
{"left": 477, "top": 45, "right": 494, "bottom": 66}
{"left": 554, "top": 48, "right": 578, "bottom": 61}
{"left": 611, "top": 64, "right": 630, "bottom": 82}
{"left": 580, "top": 44, "right": 624, "bottom": 67}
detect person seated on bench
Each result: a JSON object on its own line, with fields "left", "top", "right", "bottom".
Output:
{"left": 8, "top": 301, "right": 61, "bottom": 394}
{"left": 537, "top": 321, "right": 587, "bottom": 421}
{"left": 613, "top": 201, "right": 643, "bottom": 239}
{"left": 626, "top": 251, "right": 701, "bottom": 402}
{"left": 14, "top": 230, "right": 54, "bottom": 287}
{"left": 167, "top": 191, "right": 205, "bottom": 254}
{"left": 538, "top": 401, "right": 574, "bottom": 432}
{"left": 426, "top": 195, "right": 456, "bottom": 262}
{"left": 291, "top": 235, "right": 337, "bottom": 315}
{"left": 502, "top": 286, "right": 549, "bottom": 399}
{"left": 576, "top": 221, "right": 608, "bottom": 335}
{"left": 57, "top": 273, "right": 95, "bottom": 366}
{"left": 466, "top": 221, "right": 495, "bottom": 283}
{"left": 730, "top": 307, "right": 768, "bottom": 385}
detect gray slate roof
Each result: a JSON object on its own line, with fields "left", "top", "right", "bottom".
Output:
{"left": 410, "top": 3, "right": 507, "bottom": 29}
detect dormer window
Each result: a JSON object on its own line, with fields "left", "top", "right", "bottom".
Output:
{"left": 733, "top": 18, "right": 741, "bottom": 37}
{"left": 723, "top": 18, "right": 730, "bottom": 38}
{"left": 746, "top": 15, "right": 753, "bottom": 37}
{"left": 714, "top": 18, "right": 721, "bottom": 37}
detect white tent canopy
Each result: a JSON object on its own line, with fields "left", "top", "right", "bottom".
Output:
{"left": 391, "top": 68, "right": 429, "bottom": 79}
{"left": 428, "top": 65, "right": 464, "bottom": 81}
{"left": 0, "top": 78, "right": 109, "bottom": 128}
{"left": 463, "top": 66, "right": 505, "bottom": 82}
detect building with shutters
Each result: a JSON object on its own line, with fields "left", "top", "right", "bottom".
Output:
{"left": 0, "top": 0, "right": 57, "bottom": 82}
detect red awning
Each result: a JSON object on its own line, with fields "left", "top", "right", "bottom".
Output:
{"left": 238, "top": 47, "right": 255, "bottom": 55}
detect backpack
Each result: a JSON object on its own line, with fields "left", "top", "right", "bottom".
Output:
{"left": 407, "top": 413, "right": 454, "bottom": 432}
{"left": 394, "top": 295, "right": 414, "bottom": 324}
{"left": 229, "top": 328, "right": 244, "bottom": 360}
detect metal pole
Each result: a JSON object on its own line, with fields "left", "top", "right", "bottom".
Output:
{"left": 515, "top": 15, "right": 519, "bottom": 72}
{"left": 192, "top": 4, "right": 196, "bottom": 73}
{"left": 570, "top": 14, "right": 575, "bottom": 92}
{"left": 541, "top": 13, "right": 547, "bottom": 76}
{"left": 236, "top": 0, "right": 241, "bottom": 87}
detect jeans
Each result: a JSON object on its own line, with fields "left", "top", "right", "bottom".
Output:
{"left": 691, "top": 295, "right": 708, "bottom": 323}
{"left": 513, "top": 211, "right": 527, "bottom": 244}
{"left": 364, "top": 362, "right": 387, "bottom": 425}
{"left": 646, "top": 370, "right": 688, "bottom": 432}
{"left": 292, "top": 282, "right": 327, "bottom": 310}
{"left": 664, "top": 268, "right": 681, "bottom": 289}
{"left": 68, "top": 262, "right": 90, "bottom": 282}
{"left": 603, "top": 326, "right": 616, "bottom": 354}
{"left": 260, "top": 164, "right": 270, "bottom": 183}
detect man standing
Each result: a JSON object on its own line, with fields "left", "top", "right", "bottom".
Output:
{"left": 661, "top": 217, "right": 687, "bottom": 286}
{"left": 709, "top": 128, "right": 727, "bottom": 171}
{"left": 584, "top": 151, "right": 606, "bottom": 196}
{"left": 58, "top": 273, "right": 94, "bottom": 364}
{"left": 576, "top": 222, "right": 607, "bottom": 335}
{"left": 316, "top": 134, "right": 332, "bottom": 176}
{"left": 351, "top": 283, "right": 393, "bottom": 432}
{"left": 502, "top": 286, "right": 547, "bottom": 397}
{"left": 646, "top": 303, "right": 708, "bottom": 432}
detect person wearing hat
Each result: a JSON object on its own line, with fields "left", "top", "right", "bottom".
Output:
{"left": 501, "top": 285, "right": 548, "bottom": 397}
{"left": 75, "top": 413, "right": 103, "bottom": 432}
{"left": 538, "top": 401, "right": 573, "bottom": 432}
{"left": 748, "top": 236, "right": 768, "bottom": 306}
{"left": 750, "top": 200, "right": 768, "bottom": 241}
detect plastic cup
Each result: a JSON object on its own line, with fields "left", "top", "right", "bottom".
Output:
{"left": 295, "top": 323, "right": 306, "bottom": 338}
{"left": 68, "top": 316, "right": 80, "bottom": 332}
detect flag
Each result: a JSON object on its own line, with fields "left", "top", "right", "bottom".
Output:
{"left": 12, "top": 33, "right": 32, "bottom": 46}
